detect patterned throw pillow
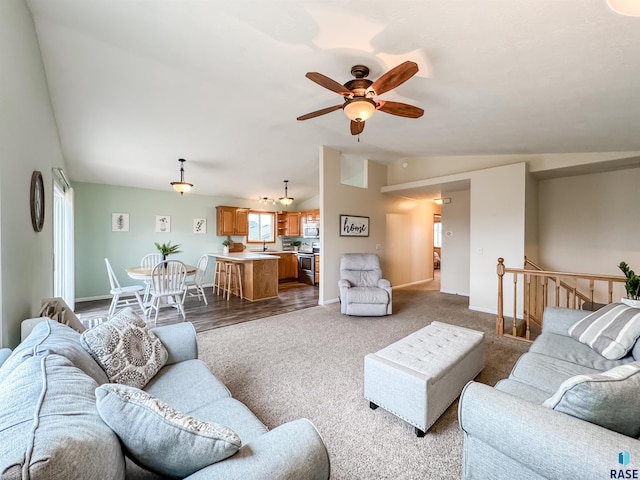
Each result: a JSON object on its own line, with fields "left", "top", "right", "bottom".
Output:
{"left": 80, "top": 308, "right": 168, "bottom": 388}
{"left": 568, "top": 303, "right": 640, "bottom": 360}
{"left": 542, "top": 362, "right": 640, "bottom": 437}
{"left": 95, "top": 384, "right": 241, "bottom": 477}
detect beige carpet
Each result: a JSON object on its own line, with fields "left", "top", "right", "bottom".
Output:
{"left": 196, "top": 287, "right": 531, "bottom": 479}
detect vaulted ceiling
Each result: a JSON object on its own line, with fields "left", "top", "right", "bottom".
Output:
{"left": 26, "top": 0, "right": 640, "bottom": 202}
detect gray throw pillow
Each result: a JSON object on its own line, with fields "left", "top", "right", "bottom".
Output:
{"left": 95, "top": 384, "right": 241, "bottom": 477}
{"left": 568, "top": 303, "right": 640, "bottom": 360}
{"left": 542, "top": 362, "right": 640, "bottom": 437}
{"left": 80, "top": 308, "right": 167, "bottom": 389}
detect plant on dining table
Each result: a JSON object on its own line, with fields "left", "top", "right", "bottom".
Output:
{"left": 154, "top": 241, "right": 182, "bottom": 260}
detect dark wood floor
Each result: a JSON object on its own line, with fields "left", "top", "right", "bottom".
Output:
{"left": 75, "top": 281, "right": 319, "bottom": 333}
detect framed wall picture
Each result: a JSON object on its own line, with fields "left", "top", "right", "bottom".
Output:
{"left": 112, "top": 213, "right": 129, "bottom": 232}
{"left": 340, "top": 215, "right": 369, "bottom": 237}
{"left": 193, "top": 218, "right": 206, "bottom": 234}
{"left": 155, "top": 215, "right": 171, "bottom": 233}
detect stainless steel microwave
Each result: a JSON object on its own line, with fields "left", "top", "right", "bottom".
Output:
{"left": 303, "top": 223, "right": 319, "bottom": 238}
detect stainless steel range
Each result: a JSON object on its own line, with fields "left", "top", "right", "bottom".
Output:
{"left": 298, "top": 242, "right": 319, "bottom": 286}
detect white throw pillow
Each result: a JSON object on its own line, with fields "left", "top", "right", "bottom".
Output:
{"left": 568, "top": 303, "right": 640, "bottom": 360}
{"left": 80, "top": 308, "right": 167, "bottom": 389}
{"left": 95, "top": 384, "right": 241, "bottom": 477}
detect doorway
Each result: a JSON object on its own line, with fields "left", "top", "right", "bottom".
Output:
{"left": 432, "top": 213, "right": 442, "bottom": 290}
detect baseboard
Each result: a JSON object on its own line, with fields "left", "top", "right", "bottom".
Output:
{"left": 76, "top": 295, "right": 111, "bottom": 303}
{"left": 440, "top": 289, "right": 470, "bottom": 297}
{"left": 76, "top": 282, "right": 215, "bottom": 304}
{"left": 392, "top": 279, "right": 434, "bottom": 289}
{"left": 469, "top": 304, "right": 523, "bottom": 320}
{"left": 319, "top": 297, "right": 340, "bottom": 305}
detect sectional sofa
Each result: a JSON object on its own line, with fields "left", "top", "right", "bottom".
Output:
{"left": 0, "top": 310, "right": 330, "bottom": 479}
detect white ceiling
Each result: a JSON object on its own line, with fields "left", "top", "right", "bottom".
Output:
{"left": 26, "top": 0, "right": 640, "bottom": 202}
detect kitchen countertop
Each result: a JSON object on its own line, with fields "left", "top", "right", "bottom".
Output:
{"left": 207, "top": 252, "right": 280, "bottom": 261}
{"left": 248, "top": 249, "right": 298, "bottom": 254}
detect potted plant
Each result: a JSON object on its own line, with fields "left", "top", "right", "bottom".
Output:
{"left": 618, "top": 261, "right": 640, "bottom": 307}
{"left": 292, "top": 240, "right": 302, "bottom": 252}
{"left": 154, "top": 241, "right": 182, "bottom": 261}
{"left": 222, "top": 239, "right": 232, "bottom": 255}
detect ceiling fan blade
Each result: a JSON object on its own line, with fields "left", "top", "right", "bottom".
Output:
{"left": 350, "top": 120, "right": 365, "bottom": 135}
{"left": 305, "top": 72, "right": 352, "bottom": 96}
{"left": 297, "top": 104, "right": 343, "bottom": 121}
{"left": 369, "top": 61, "right": 419, "bottom": 96}
{"left": 377, "top": 100, "right": 424, "bottom": 118}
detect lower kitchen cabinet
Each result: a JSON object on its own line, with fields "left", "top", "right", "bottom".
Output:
{"left": 268, "top": 252, "right": 298, "bottom": 280}
{"left": 314, "top": 254, "right": 320, "bottom": 285}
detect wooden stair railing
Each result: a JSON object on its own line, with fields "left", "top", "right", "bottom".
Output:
{"left": 524, "top": 257, "right": 594, "bottom": 308}
{"left": 496, "top": 258, "right": 625, "bottom": 342}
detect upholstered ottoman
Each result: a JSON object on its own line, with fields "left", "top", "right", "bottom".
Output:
{"left": 364, "top": 321, "right": 485, "bottom": 436}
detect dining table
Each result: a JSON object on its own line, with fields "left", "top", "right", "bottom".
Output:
{"left": 125, "top": 264, "right": 197, "bottom": 280}
{"left": 126, "top": 264, "right": 197, "bottom": 315}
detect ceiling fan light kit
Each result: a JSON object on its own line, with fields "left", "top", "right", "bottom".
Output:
{"left": 297, "top": 60, "right": 424, "bottom": 135}
{"left": 170, "top": 158, "right": 193, "bottom": 195}
{"left": 343, "top": 98, "right": 376, "bottom": 122}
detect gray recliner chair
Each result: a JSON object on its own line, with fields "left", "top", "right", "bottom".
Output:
{"left": 338, "top": 253, "right": 392, "bottom": 316}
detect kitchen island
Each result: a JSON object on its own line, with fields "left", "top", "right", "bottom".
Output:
{"left": 207, "top": 252, "right": 280, "bottom": 301}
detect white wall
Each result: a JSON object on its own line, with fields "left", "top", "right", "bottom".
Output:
{"left": 469, "top": 163, "right": 526, "bottom": 314}
{"left": 319, "top": 147, "right": 388, "bottom": 303}
{"left": 440, "top": 189, "right": 470, "bottom": 296}
{"left": 0, "top": 0, "right": 67, "bottom": 347}
{"left": 537, "top": 167, "right": 640, "bottom": 301}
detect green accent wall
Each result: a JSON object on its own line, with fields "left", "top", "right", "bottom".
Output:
{"left": 74, "top": 182, "right": 267, "bottom": 299}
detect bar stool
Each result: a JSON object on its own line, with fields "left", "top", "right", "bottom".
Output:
{"left": 213, "top": 260, "right": 228, "bottom": 296}
{"left": 224, "top": 261, "right": 243, "bottom": 300}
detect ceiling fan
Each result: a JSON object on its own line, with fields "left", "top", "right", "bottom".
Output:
{"left": 297, "top": 61, "right": 424, "bottom": 136}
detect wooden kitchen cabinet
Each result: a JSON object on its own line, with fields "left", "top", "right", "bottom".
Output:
{"left": 277, "top": 211, "right": 301, "bottom": 237}
{"left": 267, "top": 252, "right": 298, "bottom": 280}
{"left": 281, "top": 253, "right": 298, "bottom": 280}
{"left": 287, "top": 212, "right": 301, "bottom": 236}
{"left": 301, "top": 209, "right": 320, "bottom": 224}
{"left": 216, "top": 206, "right": 249, "bottom": 236}
{"left": 314, "top": 254, "right": 320, "bottom": 285}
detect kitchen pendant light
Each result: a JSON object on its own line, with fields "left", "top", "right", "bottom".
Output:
{"left": 258, "top": 196, "right": 276, "bottom": 205}
{"left": 170, "top": 158, "right": 193, "bottom": 195}
{"left": 279, "top": 180, "right": 294, "bottom": 206}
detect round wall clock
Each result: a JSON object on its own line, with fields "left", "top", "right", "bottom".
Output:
{"left": 30, "top": 170, "right": 45, "bottom": 232}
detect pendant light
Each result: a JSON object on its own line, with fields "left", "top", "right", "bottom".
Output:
{"left": 170, "top": 158, "right": 193, "bottom": 195}
{"left": 279, "top": 180, "right": 294, "bottom": 206}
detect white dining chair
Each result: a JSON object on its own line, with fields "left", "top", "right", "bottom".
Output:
{"left": 185, "top": 254, "right": 209, "bottom": 305}
{"left": 140, "top": 253, "right": 163, "bottom": 304}
{"left": 104, "top": 258, "right": 146, "bottom": 317}
{"left": 147, "top": 260, "right": 188, "bottom": 326}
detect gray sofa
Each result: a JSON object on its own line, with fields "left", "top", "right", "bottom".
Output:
{"left": 459, "top": 306, "right": 640, "bottom": 480}
{"left": 0, "top": 317, "right": 330, "bottom": 479}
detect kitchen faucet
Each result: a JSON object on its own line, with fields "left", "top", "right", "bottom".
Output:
{"left": 263, "top": 240, "right": 267, "bottom": 252}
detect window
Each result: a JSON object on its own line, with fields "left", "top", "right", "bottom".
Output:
{"left": 433, "top": 214, "right": 442, "bottom": 248}
{"left": 247, "top": 211, "right": 275, "bottom": 243}
{"left": 52, "top": 169, "right": 75, "bottom": 308}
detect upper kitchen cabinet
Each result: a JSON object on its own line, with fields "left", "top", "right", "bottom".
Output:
{"left": 216, "top": 206, "right": 249, "bottom": 236}
{"left": 277, "top": 211, "right": 301, "bottom": 237}
{"left": 287, "top": 212, "right": 301, "bottom": 236}
{"left": 301, "top": 209, "right": 320, "bottom": 224}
